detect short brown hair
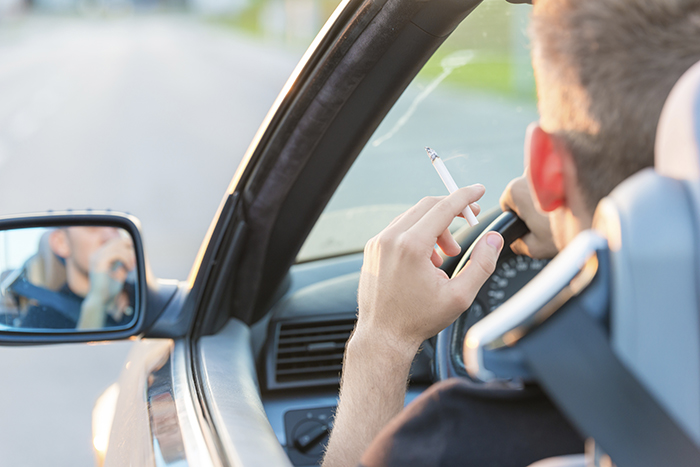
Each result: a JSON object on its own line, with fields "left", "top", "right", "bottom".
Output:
{"left": 531, "top": 0, "right": 700, "bottom": 211}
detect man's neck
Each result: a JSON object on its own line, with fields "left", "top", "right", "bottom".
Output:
{"left": 551, "top": 207, "right": 593, "bottom": 251}
{"left": 65, "top": 261, "right": 90, "bottom": 297}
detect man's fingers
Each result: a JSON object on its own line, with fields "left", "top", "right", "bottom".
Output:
{"left": 385, "top": 192, "right": 482, "bottom": 247}
{"left": 436, "top": 228, "right": 461, "bottom": 257}
{"left": 450, "top": 233, "right": 503, "bottom": 308}
{"left": 499, "top": 178, "right": 520, "bottom": 216}
{"left": 511, "top": 233, "right": 558, "bottom": 259}
{"left": 430, "top": 248, "right": 444, "bottom": 267}
{"left": 113, "top": 246, "right": 136, "bottom": 271}
{"left": 458, "top": 202, "right": 481, "bottom": 221}
{"left": 113, "top": 240, "right": 136, "bottom": 270}
{"left": 385, "top": 210, "right": 408, "bottom": 230}
{"left": 385, "top": 196, "right": 443, "bottom": 234}
{"left": 108, "top": 248, "right": 136, "bottom": 274}
{"left": 409, "top": 185, "right": 485, "bottom": 245}
{"left": 509, "top": 238, "right": 530, "bottom": 256}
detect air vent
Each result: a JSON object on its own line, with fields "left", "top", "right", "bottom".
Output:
{"left": 270, "top": 317, "right": 356, "bottom": 389}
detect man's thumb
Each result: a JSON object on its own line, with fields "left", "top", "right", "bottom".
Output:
{"left": 452, "top": 232, "right": 503, "bottom": 306}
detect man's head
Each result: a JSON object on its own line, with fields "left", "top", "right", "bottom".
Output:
{"left": 49, "top": 226, "right": 122, "bottom": 296}
{"left": 525, "top": 0, "right": 700, "bottom": 249}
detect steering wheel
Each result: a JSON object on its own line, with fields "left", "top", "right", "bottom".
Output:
{"left": 434, "top": 210, "right": 549, "bottom": 397}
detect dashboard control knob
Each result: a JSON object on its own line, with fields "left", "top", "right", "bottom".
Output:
{"left": 293, "top": 420, "right": 330, "bottom": 453}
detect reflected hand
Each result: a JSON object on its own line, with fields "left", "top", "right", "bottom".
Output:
{"left": 499, "top": 174, "right": 558, "bottom": 259}
{"left": 89, "top": 237, "right": 136, "bottom": 284}
{"left": 79, "top": 238, "right": 136, "bottom": 328}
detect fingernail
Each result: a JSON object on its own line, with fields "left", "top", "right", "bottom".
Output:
{"left": 486, "top": 233, "right": 503, "bottom": 250}
{"left": 469, "top": 183, "right": 485, "bottom": 190}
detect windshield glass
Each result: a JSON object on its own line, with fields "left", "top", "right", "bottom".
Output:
{"left": 298, "top": 0, "right": 538, "bottom": 262}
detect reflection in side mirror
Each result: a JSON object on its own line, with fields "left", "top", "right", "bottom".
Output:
{"left": 0, "top": 226, "right": 140, "bottom": 332}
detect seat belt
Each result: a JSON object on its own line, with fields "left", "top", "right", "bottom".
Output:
{"left": 10, "top": 277, "right": 82, "bottom": 324}
{"left": 518, "top": 299, "right": 700, "bottom": 467}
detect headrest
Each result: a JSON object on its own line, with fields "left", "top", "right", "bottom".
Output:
{"left": 591, "top": 59, "right": 700, "bottom": 445}
{"left": 655, "top": 60, "right": 700, "bottom": 180}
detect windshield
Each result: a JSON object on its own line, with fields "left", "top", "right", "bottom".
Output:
{"left": 298, "top": 0, "right": 537, "bottom": 262}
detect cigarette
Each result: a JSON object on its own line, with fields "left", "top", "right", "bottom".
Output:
{"left": 425, "top": 147, "right": 479, "bottom": 226}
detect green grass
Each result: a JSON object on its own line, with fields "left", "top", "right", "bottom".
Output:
{"left": 416, "top": 48, "right": 536, "bottom": 99}
{"left": 418, "top": 49, "right": 513, "bottom": 94}
{"left": 413, "top": 0, "right": 536, "bottom": 98}
{"left": 208, "top": 4, "right": 266, "bottom": 37}
{"left": 209, "top": 0, "right": 536, "bottom": 98}
{"left": 208, "top": 0, "right": 340, "bottom": 39}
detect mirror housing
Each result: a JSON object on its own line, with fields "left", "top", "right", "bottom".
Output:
{"left": 0, "top": 211, "right": 161, "bottom": 344}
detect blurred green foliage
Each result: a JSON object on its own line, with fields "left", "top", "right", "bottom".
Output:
{"left": 417, "top": 0, "right": 535, "bottom": 99}
{"left": 210, "top": 0, "right": 339, "bottom": 39}
{"left": 211, "top": 0, "right": 535, "bottom": 98}
{"left": 212, "top": 3, "right": 265, "bottom": 35}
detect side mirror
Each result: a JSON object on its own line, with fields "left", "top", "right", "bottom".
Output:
{"left": 0, "top": 211, "right": 150, "bottom": 343}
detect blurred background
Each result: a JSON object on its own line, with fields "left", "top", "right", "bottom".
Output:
{"left": 0, "top": 0, "right": 534, "bottom": 465}
{"left": 0, "top": 1, "right": 330, "bottom": 465}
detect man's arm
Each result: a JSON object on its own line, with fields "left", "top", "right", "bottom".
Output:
{"left": 323, "top": 186, "right": 503, "bottom": 467}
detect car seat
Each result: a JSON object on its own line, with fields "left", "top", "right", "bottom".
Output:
{"left": 465, "top": 60, "right": 700, "bottom": 466}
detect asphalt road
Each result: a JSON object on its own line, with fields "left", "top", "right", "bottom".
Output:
{"left": 0, "top": 15, "right": 299, "bottom": 467}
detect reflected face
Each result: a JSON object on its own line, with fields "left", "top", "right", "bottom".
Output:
{"left": 56, "top": 227, "right": 122, "bottom": 275}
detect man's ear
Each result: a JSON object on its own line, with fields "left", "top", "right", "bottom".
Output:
{"left": 48, "top": 229, "right": 71, "bottom": 259}
{"left": 527, "top": 125, "right": 566, "bottom": 212}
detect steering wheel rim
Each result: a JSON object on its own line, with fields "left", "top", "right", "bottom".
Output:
{"left": 434, "top": 210, "right": 544, "bottom": 398}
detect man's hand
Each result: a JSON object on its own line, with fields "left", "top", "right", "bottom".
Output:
{"left": 499, "top": 174, "right": 558, "bottom": 258}
{"left": 355, "top": 185, "right": 504, "bottom": 353}
{"left": 323, "top": 186, "right": 503, "bottom": 467}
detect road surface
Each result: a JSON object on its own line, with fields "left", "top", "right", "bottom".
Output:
{"left": 0, "top": 15, "right": 299, "bottom": 467}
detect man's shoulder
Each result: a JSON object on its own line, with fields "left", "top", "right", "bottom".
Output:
{"left": 359, "top": 378, "right": 584, "bottom": 467}
{"left": 358, "top": 379, "right": 480, "bottom": 467}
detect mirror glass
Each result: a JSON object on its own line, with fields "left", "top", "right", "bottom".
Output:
{"left": 0, "top": 226, "right": 139, "bottom": 332}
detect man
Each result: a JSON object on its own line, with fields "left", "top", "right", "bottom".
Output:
{"left": 19, "top": 226, "right": 136, "bottom": 330}
{"left": 322, "top": 0, "right": 700, "bottom": 466}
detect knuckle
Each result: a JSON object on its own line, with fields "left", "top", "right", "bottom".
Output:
{"left": 419, "top": 196, "right": 441, "bottom": 207}
{"left": 372, "top": 234, "right": 391, "bottom": 251}
{"left": 364, "top": 234, "right": 382, "bottom": 252}
{"left": 499, "top": 188, "right": 512, "bottom": 210}
{"left": 374, "top": 231, "right": 407, "bottom": 253}
{"left": 394, "top": 234, "right": 415, "bottom": 253}
{"left": 510, "top": 239, "right": 527, "bottom": 256}
{"left": 472, "top": 253, "right": 498, "bottom": 278}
